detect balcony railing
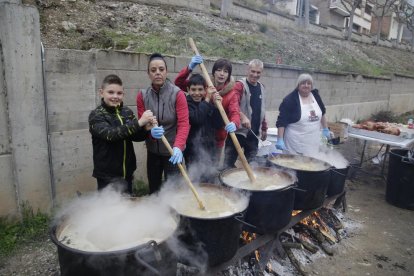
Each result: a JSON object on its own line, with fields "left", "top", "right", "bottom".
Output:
{"left": 330, "top": 0, "right": 350, "bottom": 16}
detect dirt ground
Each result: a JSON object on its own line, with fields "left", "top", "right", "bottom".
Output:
{"left": 0, "top": 139, "right": 413, "bottom": 276}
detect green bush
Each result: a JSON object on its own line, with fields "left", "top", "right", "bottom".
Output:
{"left": 0, "top": 202, "right": 50, "bottom": 258}
{"left": 259, "top": 23, "right": 268, "bottom": 33}
{"left": 369, "top": 110, "right": 396, "bottom": 123}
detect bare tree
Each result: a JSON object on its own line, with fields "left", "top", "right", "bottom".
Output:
{"left": 304, "top": 0, "right": 310, "bottom": 28}
{"left": 393, "top": 0, "right": 414, "bottom": 50}
{"left": 371, "top": 0, "right": 399, "bottom": 44}
{"left": 297, "top": 0, "right": 310, "bottom": 29}
{"left": 403, "top": 2, "right": 414, "bottom": 50}
{"left": 340, "top": 0, "right": 363, "bottom": 40}
{"left": 392, "top": 0, "right": 407, "bottom": 44}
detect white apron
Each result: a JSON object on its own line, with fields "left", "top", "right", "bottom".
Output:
{"left": 284, "top": 93, "right": 322, "bottom": 156}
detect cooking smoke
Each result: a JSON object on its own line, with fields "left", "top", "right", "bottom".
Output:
{"left": 308, "top": 148, "right": 349, "bottom": 169}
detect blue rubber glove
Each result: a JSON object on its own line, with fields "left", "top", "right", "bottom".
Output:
{"left": 322, "top": 128, "right": 331, "bottom": 139}
{"left": 276, "top": 137, "right": 286, "bottom": 150}
{"left": 150, "top": 126, "right": 164, "bottom": 139}
{"left": 225, "top": 122, "right": 236, "bottom": 133}
{"left": 189, "top": 55, "right": 203, "bottom": 70}
{"left": 169, "top": 147, "right": 183, "bottom": 164}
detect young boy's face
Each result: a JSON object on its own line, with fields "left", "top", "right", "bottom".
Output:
{"left": 100, "top": 84, "right": 124, "bottom": 107}
{"left": 188, "top": 84, "right": 206, "bottom": 102}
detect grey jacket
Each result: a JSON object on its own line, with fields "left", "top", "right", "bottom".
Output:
{"left": 143, "top": 79, "right": 180, "bottom": 155}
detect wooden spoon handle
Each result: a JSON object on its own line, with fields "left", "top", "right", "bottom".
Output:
{"left": 160, "top": 135, "right": 205, "bottom": 210}
{"left": 188, "top": 38, "right": 256, "bottom": 183}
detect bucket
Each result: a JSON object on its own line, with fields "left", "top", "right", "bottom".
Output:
{"left": 386, "top": 149, "right": 414, "bottom": 210}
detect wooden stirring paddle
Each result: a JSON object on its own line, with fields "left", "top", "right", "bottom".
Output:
{"left": 188, "top": 37, "right": 256, "bottom": 183}
{"left": 159, "top": 133, "right": 205, "bottom": 210}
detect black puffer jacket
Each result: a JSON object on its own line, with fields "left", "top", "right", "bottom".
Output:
{"left": 88, "top": 100, "right": 148, "bottom": 179}
{"left": 184, "top": 95, "right": 222, "bottom": 164}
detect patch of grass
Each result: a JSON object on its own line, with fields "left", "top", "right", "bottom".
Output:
{"left": 338, "top": 56, "right": 387, "bottom": 76}
{"left": 0, "top": 202, "right": 50, "bottom": 259}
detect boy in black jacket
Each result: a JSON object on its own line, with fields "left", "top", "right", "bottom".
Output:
{"left": 89, "top": 74, "right": 156, "bottom": 193}
{"left": 184, "top": 74, "right": 222, "bottom": 183}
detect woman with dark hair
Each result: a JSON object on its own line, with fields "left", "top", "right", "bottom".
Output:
{"left": 175, "top": 56, "right": 240, "bottom": 163}
{"left": 136, "top": 53, "right": 190, "bottom": 194}
{"left": 276, "top": 73, "right": 330, "bottom": 156}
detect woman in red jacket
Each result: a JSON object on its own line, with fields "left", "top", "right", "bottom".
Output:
{"left": 175, "top": 56, "right": 240, "bottom": 162}
{"left": 137, "top": 53, "right": 190, "bottom": 194}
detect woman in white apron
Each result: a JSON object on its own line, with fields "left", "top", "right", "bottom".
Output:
{"left": 275, "top": 73, "right": 330, "bottom": 156}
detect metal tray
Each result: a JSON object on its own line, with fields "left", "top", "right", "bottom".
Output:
{"left": 348, "top": 126, "right": 407, "bottom": 143}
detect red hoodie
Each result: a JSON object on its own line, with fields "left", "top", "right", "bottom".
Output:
{"left": 175, "top": 66, "right": 240, "bottom": 148}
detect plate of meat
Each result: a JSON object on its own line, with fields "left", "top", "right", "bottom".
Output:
{"left": 349, "top": 121, "right": 407, "bottom": 142}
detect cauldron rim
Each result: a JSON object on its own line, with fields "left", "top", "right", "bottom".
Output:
{"left": 268, "top": 154, "right": 332, "bottom": 172}
{"left": 219, "top": 167, "right": 297, "bottom": 192}
{"left": 50, "top": 224, "right": 170, "bottom": 256}
{"left": 169, "top": 183, "right": 249, "bottom": 220}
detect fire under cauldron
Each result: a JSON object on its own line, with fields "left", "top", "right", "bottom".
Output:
{"left": 219, "top": 167, "right": 297, "bottom": 234}
{"left": 268, "top": 154, "right": 332, "bottom": 210}
{"left": 170, "top": 184, "right": 249, "bottom": 268}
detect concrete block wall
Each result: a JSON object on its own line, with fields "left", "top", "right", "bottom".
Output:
{"left": 0, "top": 2, "right": 53, "bottom": 217}
{"left": 45, "top": 49, "right": 414, "bottom": 208}
{"left": 131, "top": 0, "right": 210, "bottom": 11}
{"left": 2, "top": 46, "right": 414, "bottom": 216}
{"left": 45, "top": 49, "right": 97, "bottom": 205}
{"left": 231, "top": 2, "right": 267, "bottom": 24}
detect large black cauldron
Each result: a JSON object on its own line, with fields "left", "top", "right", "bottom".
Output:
{"left": 268, "top": 154, "right": 331, "bottom": 210}
{"left": 50, "top": 223, "right": 177, "bottom": 276}
{"left": 173, "top": 184, "right": 248, "bottom": 268}
{"left": 327, "top": 166, "right": 349, "bottom": 197}
{"left": 219, "top": 167, "right": 296, "bottom": 234}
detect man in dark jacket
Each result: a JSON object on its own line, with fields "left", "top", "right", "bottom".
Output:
{"left": 89, "top": 74, "right": 156, "bottom": 193}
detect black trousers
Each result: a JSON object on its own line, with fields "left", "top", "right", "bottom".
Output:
{"left": 97, "top": 176, "right": 133, "bottom": 194}
{"left": 223, "top": 133, "right": 258, "bottom": 169}
{"left": 147, "top": 151, "right": 180, "bottom": 194}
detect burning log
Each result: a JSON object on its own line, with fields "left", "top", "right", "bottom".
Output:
{"left": 281, "top": 242, "right": 304, "bottom": 250}
{"left": 284, "top": 247, "right": 309, "bottom": 276}
{"left": 319, "top": 208, "right": 344, "bottom": 230}
{"left": 319, "top": 228, "right": 337, "bottom": 244}
{"left": 293, "top": 236, "right": 319, "bottom": 254}
{"left": 300, "top": 223, "right": 334, "bottom": 256}
{"left": 265, "top": 263, "right": 281, "bottom": 276}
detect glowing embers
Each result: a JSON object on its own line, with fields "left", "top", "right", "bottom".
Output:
{"left": 224, "top": 207, "right": 348, "bottom": 275}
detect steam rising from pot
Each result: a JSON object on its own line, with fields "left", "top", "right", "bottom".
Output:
{"left": 308, "top": 149, "right": 349, "bottom": 169}
{"left": 54, "top": 187, "right": 177, "bottom": 252}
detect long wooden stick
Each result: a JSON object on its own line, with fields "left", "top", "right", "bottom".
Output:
{"left": 160, "top": 136, "right": 205, "bottom": 210}
{"left": 188, "top": 37, "right": 256, "bottom": 183}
